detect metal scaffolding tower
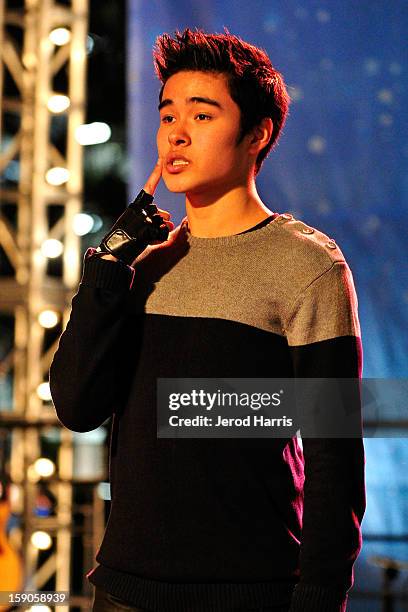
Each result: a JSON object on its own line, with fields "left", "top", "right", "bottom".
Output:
{"left": 0, "top": 1, "right": 101, "bottom": 609}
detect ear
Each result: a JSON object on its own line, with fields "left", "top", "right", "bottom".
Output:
{"left": 248, "top": 117, "right": 273, "bottom": 155}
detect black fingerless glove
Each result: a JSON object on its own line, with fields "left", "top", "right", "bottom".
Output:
{"left": 95, "top": 189, "right": 169, "bottom": 265}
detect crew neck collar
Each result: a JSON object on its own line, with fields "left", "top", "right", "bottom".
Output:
{"left": 178, "top": 214, "right": 281, "bottom": 248}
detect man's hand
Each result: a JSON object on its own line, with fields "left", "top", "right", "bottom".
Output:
{"left": 100, "top": 158, "right": 173, "bottom": 262}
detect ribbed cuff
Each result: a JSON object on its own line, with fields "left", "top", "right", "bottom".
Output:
{"left": 289, "top": 583, "right": 348, "bottom": 611}
{"left": 81, "top": 247, "right": 135, "bottom": 290}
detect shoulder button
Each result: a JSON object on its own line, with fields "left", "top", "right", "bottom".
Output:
{"left": 281, "top": 213, "right": 293, "bottom": 220}
{"left": 301, "top": 226, "right": 314, "bottom": 234}
{"left": 325, "top": 240, "right": 337, "bottom": 249}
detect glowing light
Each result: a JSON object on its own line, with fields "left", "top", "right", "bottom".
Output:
{"left": 377, "top": 89, "right": 393, "bottom": 104}
{"left": 90, "top": 214, "right": 103, "bottom": 233}
{"left": 364, "top": 58, "right": 380, "bottom": 76}
{"left": 49, "top": 28, "right": 71, "bottom": 46}
{"left": 45, "top": 167, "right": 69, "bottom": 186}
{"left": 307, "top": 136, "right": 327, "bottom": 154}
{"left": 288, "top": 85, "right": 303, "bottom": 102}
{"left": 86, "top": 35, "right": 95, "bottom": 54}
{"left": 316, "top": 9, "right": 331, "bottom": 23}
{"left": 31, "top": 531, "right": 52, "bottom": 550}
{"left": 263, "top": 18, "right": 278, "bottom": 33}
{"left": 378, "top": 113, "right": 393, "bottom": 127}
{"left": 23, "top": 52, "right": 37, "bottom": 69}
{"left": 41, "top": 239, "right": 63, "bottom": 258}
{"left": 38, "top": 310, "right": 59, "bottom": 329}
{"left": 73, "top": 213, "right": 94, "bottom": 236}
{"left": 8, "top": 484, "right": 20, "bottom": 505}
{"left": 75, "top": 122, "right": 111, "bottom": 145}
{"left": 47, "top": 94, "right": 70, "bottom": 113}
{"left": 37, "top": 382, "right": 52, "bottom": 401}
{"left": 28, "top": 606, "right": 52, "bottom": 612}
{"left": 34, "top": 458, "right": 55, "bottom": 478}
{"left": 97, "top": 482, "right": 111, "bottom": 501}
{"left": 363, "top": 215, "right": 380, "bottom": 234}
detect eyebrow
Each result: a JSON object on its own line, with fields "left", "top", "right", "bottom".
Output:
{"left": 158, "top": 96, "right": 223, "bottom": 111}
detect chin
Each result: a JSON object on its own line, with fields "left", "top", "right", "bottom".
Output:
{"left": 163, "top": 182, "right": 187, "bottom": 194}
{"left": 162, "top": 175, "right": 190, "bottom": 194}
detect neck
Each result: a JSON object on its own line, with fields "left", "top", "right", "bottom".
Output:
{"left": 184, "top": 179, "right": 274, "bottom": 238}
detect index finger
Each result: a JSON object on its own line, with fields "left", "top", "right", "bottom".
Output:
{"left": 143, "top": 157, "right": 163, "bottom": 196}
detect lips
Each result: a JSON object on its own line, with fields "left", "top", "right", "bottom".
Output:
{"left": 166, "top": 153, "right": 191, "bottom": 174}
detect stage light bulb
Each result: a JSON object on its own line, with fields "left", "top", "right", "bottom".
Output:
{"left": 34, "top": 458, "right": 55, "bottom": 478}
{"left": 86, "top": 35, "right": 95, "bottom": 54}
{"left": 97, "top": 482, "right": 111, "bottom": 501}
{"left": 49, "top": 28, "right": 71, "bottom": 46}
{"left": 75, "top": 122, "right": 111, "bottom": 145}
{"left": 73, "top": 213, "right": 94, "bottom": 236}
{"left": 38, "top": 310, "right": 59, "bottom": 328}
{"left": 41, "top": 239, "right": 63, "bottom": 258}
{"left": 31, "top": 531, "right": 52, "bottom": 550}
{"left": 37, "top": 382, "right": 52, "bottom": 401}
{"left": 45, "top": 167, "right": 69, "bottom": 186}
{"left": 47, "top": 94, "right": 70, "bottom": 113}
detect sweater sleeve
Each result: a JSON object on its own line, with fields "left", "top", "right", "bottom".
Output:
{"left": 49, "top": 249, "right": 135, "bottom": 433}
{"left": 285, "top": 261, "right": 366, "bottom": 612}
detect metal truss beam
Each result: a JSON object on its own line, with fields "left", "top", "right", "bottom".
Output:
{"left": 0, "top": 2, "right": 95, "bottom": 608}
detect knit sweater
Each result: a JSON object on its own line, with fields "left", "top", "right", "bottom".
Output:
{"left": 49, "top": 213, "right": 366, "bottom": 612}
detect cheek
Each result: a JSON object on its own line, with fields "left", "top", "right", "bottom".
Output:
{"left": 214, "top": 126, "right": 241, "bottom": 153}
{"left": 195, "top": 130, "right": 239, "bottom": 161}
{"left": 156, "top": 128, "right": 166, "bottom": 152}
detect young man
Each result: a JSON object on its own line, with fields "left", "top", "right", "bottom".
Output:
{"left": 50, "top": 29, "right": 366, "bottom": 612}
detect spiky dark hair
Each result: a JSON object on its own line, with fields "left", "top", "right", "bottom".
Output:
{"left": 153, "top": 28, "right": 291, "bottom": 174}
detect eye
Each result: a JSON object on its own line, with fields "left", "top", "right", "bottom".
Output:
{"left": 161, "top": 115, "right": 175, "bottom": 124}
{"left": 196, "top": 113, "right": 211, "bottom": 121}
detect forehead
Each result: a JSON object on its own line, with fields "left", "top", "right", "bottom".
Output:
{"left": 161, "top": 70, "right": 233, "bottom": 103}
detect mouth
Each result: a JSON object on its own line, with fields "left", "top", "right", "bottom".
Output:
{"left": 166, "top": 158, "right": 191, "bottom": 174}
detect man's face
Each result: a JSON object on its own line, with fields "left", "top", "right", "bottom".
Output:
{"left": 157, "top": 70, "right": 252, "bottom": 198}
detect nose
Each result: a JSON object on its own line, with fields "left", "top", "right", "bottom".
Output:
{"left": 168, "top": 123, "right": 191, "bottom": 147}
